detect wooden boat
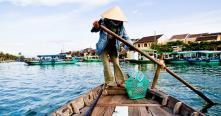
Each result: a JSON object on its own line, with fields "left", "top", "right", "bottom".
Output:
{"left": 50, "top": 85, "right": 204, "bottom": 116}
{"left": 83, "top": 56, "right": 102, "bottom": 62}
{"left": 25, "top": 54, "right": 77, "bottom": 65}
{"left": 187, "top": 51, "right": 221, "bottom": 65}
{"left": 164, "top": 51, "right": 197, "bottom": 64}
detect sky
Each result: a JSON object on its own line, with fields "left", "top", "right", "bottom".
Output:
{"left": 0, "top": 0, "right": 221, "bottom": 57}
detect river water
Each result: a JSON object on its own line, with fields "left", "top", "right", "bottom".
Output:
{"left": 0, "top": 62, "right": 220, "bottom": 116}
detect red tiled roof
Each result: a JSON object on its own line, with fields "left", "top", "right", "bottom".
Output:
{"left": 196, "top": 35, "right": 217, "bottom": 41}
{"left": 170, "top": 34, "right": 188, "bottom": 40}
{"left": 188, "top": 33, "right": 205, "bottom": 38}
{"left": 131, "top": 39, "right": 139, "bottom": 43}
{"left": 135, "top": 34, "right": 163, "bottom": 43}
{"left": 187, "top": 32, "right": 220, "bottom": 38}
{"left": 210, "top": 32, "right": 221, "bottom": 35}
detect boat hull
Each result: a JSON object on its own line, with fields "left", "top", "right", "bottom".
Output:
{"left": 164, "top": 59, "right": 189, "bottom": 64}
{"left": 188, "top": 59, "right": 220, "bottom": 65}
{"left": 83, "top": 59, "right": 102, "bottom": 62}
{"left": 25, "top": 60, "right": 77, "bottom": 65}
{"left": 51, "top": 85, "right": 204, "bottom": 116}
{"left": 127, "top": 59, "right": 152, "bottom": 64}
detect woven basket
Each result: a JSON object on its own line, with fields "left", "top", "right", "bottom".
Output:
{"left": 125, "top": 71, "right": 149, "bottom": 99}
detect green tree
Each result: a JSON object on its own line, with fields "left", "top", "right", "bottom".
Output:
{"left": 0, "top": 51, "right": 19, "bottom": 61}
{"left": 151, "top": 41, "right": 221, "bottom": 52}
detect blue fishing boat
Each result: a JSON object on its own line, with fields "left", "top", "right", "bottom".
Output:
{"left": 187, "top": 51, "right": 221, "bottom": 65}
{"left": 83, "top": 56, "right": 102, "bottom": 62}
{"left": 164, "top": 51, "right": 197, "bottom": 64}
{"left": 25, "top": 54, "right": 77, "bottom": 65}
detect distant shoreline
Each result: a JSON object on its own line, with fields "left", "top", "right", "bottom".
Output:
{"left": 0, "top": 60, "right": 16, "bottom": 63}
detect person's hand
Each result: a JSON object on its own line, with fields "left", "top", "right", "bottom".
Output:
{"left": 93, "top": 21, "right": 100, "bottom": 29}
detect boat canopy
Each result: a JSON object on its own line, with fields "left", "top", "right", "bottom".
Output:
{"left": 37, "top": 54, "right": 66, "bottom": 58}
{"left": 197, "top": 51, "right": 221, "bottom": 54}
{"left": 172, "top": 51, "right": 197, "bottom": 54}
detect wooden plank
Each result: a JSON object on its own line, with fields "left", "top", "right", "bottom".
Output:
{"left": 148, "top": 106, "right": 178, "bottom": 116}
{"left": 128, "top": 106, "right": 140, "bottom": 116}
{"left": 105, "top": 87, "right": 126, "bottom": 95}
{"left": 96, "top": 103, "right": 161, "bottom": 107}
{"left": 109, "top": 95, "right": 124, "bottom": 104}
{"left": 97, "top": 95, "right": 113, "bottom": 105}
{"left": 128, "top": 107, "right": 152, "bottom": 116}
{"left": 91, "top": 106, "right": 115, "bottom": 116}
{"left": 139, "top": 107, "right": 152, "bottom": 116}
{"left": 119, "top": 95, "right": 135, "bottom": 104}
{"left": 97, "top": 94, "right": 160, "bottom": 105}
{"left": 135, "top": 97, "right": 159, "bottom": 104}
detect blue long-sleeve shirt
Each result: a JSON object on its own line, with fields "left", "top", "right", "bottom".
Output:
{"left": 91, "top": 19, "right": 131, "bottom": 56}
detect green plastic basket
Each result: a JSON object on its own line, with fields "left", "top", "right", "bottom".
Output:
{"left": 125, "top": 71, "right": 149, "bottom": 99}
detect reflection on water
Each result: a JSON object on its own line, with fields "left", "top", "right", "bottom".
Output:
{"left": 138, "top": 64, "right": 147, "bottom": 71}
{"left": 0, "top": 62, "right": 220, "bottom": 115}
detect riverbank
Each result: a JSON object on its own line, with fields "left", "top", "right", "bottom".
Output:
{"left": 0, "top": 60, "right": 16, "bottom": 63}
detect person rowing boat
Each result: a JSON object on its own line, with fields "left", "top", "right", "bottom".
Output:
{"left": 91, "top": 6, "right": 131, "bottom": 88}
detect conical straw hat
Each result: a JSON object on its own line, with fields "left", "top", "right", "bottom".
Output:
{"left": 101, "top": 6, "right": 127, "bottom": 22}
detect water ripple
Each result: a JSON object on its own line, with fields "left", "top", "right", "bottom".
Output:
{"left": 0, "top": 62, "right": 220, "bottom": 115}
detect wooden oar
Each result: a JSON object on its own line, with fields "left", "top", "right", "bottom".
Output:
{"left": 100, "top": 25, "right": 214, "bottom": 105}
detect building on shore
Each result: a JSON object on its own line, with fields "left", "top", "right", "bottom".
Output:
{"left": 125, "top": 34, "right": 163, "bottom": 60}
{"left": 169, "top": 32, "right": 221, "bottom": 44}
{"left": 71, "top": 48, "right": 96, "bottom": 57}
{"left": 194, "top": 32, "right": 221, "bottom": 42}
{"left": 185, "top": 33, "right": 202, "bottom": 43}
{"left": 169, "top": 34, "right": 189, "bottom": 43}
{"left": 134, "top": 34, "right": 163, "bottom": 50}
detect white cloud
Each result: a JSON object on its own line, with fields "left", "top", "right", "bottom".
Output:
{"left": 0, "top": 0, "right": 115, "bottom": 6}
{"left": 0, "top": 0, "right": 118, "bottom": 56}
{"left": 0, "top": 10, "right": 99, "bottom": 56}
{"left": 1, "top": 0, "right": 220, "bottom": 56}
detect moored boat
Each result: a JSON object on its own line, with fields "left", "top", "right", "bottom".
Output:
{"left": 83, "top": 56, "right": 102, "bottom": 62}
{"left": 164, "top": 51, "right": 197, "bottom": 64}
{"left": 187, "top": 51, "right": 221, "bottom": 65}
{"left": 126, "top": 59, "right": 152, "bottom": 64}
{"left": 74, "top": 57, "right": 84, "bottom": 62}
{"left": 50, "top": 85, "right": 204, "bottom": 116}
{"left": 25, "top": 54, "right": 77, "bottom": 65}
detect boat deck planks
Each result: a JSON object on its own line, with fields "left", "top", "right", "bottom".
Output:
{"left": 51, "top": 85, "right": 204, "bottom": 116}
{"left": 91, "top": 106, "right": 115, "bottom": 116}
{"left": 128, "top": 106, "right": 150, "bottom": 116}
{"left": 148, "top": 106, "right": 179, "bottom": 116}
{"left": 90, "top": 87, "right": 180, "bottom": 116}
